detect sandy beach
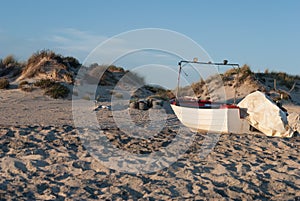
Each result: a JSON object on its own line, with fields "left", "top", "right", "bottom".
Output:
{"left": 0, "top": 89, "right": 300, "bottom": 200}
{"left": 1, "top": 1, "right": 300, "bottom": 199}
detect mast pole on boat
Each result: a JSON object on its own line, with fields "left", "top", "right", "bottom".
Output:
{"left": 233, "top": 66, "right": 240, "bottom": 105}
{"left": 175, "top": 59, "right": 240, "bottom": 104}
{"left": 175, "top": 61, "right": 182, "bottom": 99}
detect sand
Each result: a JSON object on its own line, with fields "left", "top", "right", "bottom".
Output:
{"left": 0, "top": 89, "right": 300, "bottom": 200}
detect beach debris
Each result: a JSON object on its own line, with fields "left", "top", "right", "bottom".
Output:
{"left": 130, "top": 98, "right": 164, "bottom": 110}
{"left": 94, "top": 105, "right": 111, "bottom": 111}
{"left": 238, "top": 91, "right": 294, "bottom": 138}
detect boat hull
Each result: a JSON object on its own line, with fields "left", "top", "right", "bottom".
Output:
{"left": 170, "top": 104, "right": 249, "bottom": 134}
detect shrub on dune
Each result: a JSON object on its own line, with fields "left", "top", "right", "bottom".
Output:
{"left": 44, "top": 83, "right": 70, "bottom": 99}
{"left": 34, "top": 78, "right": 70, "bottom": 99}
{"left": 18, "top": 81, "right": 33, "bottom": 92}
{"left": 0, "top": 78, "right": 9, "bottom": 89}
{"left": 34, "top": 79, "right": 56, "bottom": 89}
{"left": 2, "top": 55, "right": 18, "bottom": 67}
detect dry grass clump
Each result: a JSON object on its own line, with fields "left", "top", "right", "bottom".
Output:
{"left": 0, "top": 78, "right": 9, "bottom": 89}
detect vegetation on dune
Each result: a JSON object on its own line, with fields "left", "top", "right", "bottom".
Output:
{"left": 0, "top": 55, "right": 25, "bottom": 78}
{"left": 176, "top": 64, "right": 299, "bottom": 102}
{"left": 2, "top": 55, "right": 19, "bottom": 67}
{"left": 0, "top": 49, "right": 298, "bottom": 103}
{"left": 222, "top": 64, "right": 253, "bottom": 85}
{"left": 19, "top": 80, "right": 29, "bottom": 86}
{"left": 123, "top": 71, "right": 145, "bottom": 85}
{"left": 27, "top": 50, "right": 80, "bottom": 69}
{"left": 0, "top": 78, "right": 9, "bottom": 89}
{"left": 44, "top": 83, "right": 70, "bottom": 99}
{"left": 34, "top": 78, "right": 70, "bottom": 99}
{"left": 34, "top": 78, "right": 56, "bottom": 89}
{"left": 20, "top": 49, "right": 80, "bottom": 81}
{"left": 61, "top": 56, "right": 81, "bottom": 69}
{"left": 18, "top": 80, "right": 33, "bottom": 92}
{"left": 257, "top": 71, "right": 299, "bottom": 89}
{"left": 84, "top": 64, "right": 116, "bottom": 85}
{"left": 85, "top": 63, "right": 144, "bottom": 86}
{"left": 143, "top": 85, "right": 175, "bottom": 100}
{"left": 107, "top": 65, "right": 125, "bottom": 72}
{"left": 237, "top": 65, "right": 253, "bottom": 82}
{"left": 191, "top": 79, "right": 206, "bottom": 94}
{"left": 88, "top": 64, "right": 125, "bottom": 73}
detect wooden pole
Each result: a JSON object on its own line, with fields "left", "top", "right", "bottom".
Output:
{"left": 289, "top": 81, "right": 297, "bottom": 93}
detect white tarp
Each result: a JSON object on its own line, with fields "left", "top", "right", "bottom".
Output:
{"left": 238, "top": 91, "right": 294, "bottom": 138}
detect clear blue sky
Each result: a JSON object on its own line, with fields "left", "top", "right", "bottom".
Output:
{"left": 0, "top": 0, "right": 299, "bottom": 75}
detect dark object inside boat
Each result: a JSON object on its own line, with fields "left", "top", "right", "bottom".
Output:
{"left": 170, "top": 98, "right": 239, "bottom": 109}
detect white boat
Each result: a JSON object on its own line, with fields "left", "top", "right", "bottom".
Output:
{"left": 170, "top": 59, "right": 250, "bottom": 134}
{"left": 170, "top": 100, "right": 250, "bottom": 134}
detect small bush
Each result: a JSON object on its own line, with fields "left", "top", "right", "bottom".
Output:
{"left": 34, "top": 79, "right": 69, "bottom": 98}
{"left": 0, "top": 78, "right": 9, "bottom": 89}
{"left": 34, "top": 79, "right": 56, "bottom": 89}
{"left": 44, "top": 83, "right": 70, "bottom": 99}
{"left": 63, "top": 56, "right": 81, "bottom": 68}
{"left": 19, "top": 81, "right": 33, "bottom": 92}
{"left": 2, "top": 55, "right": 17, "bottom": 67}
